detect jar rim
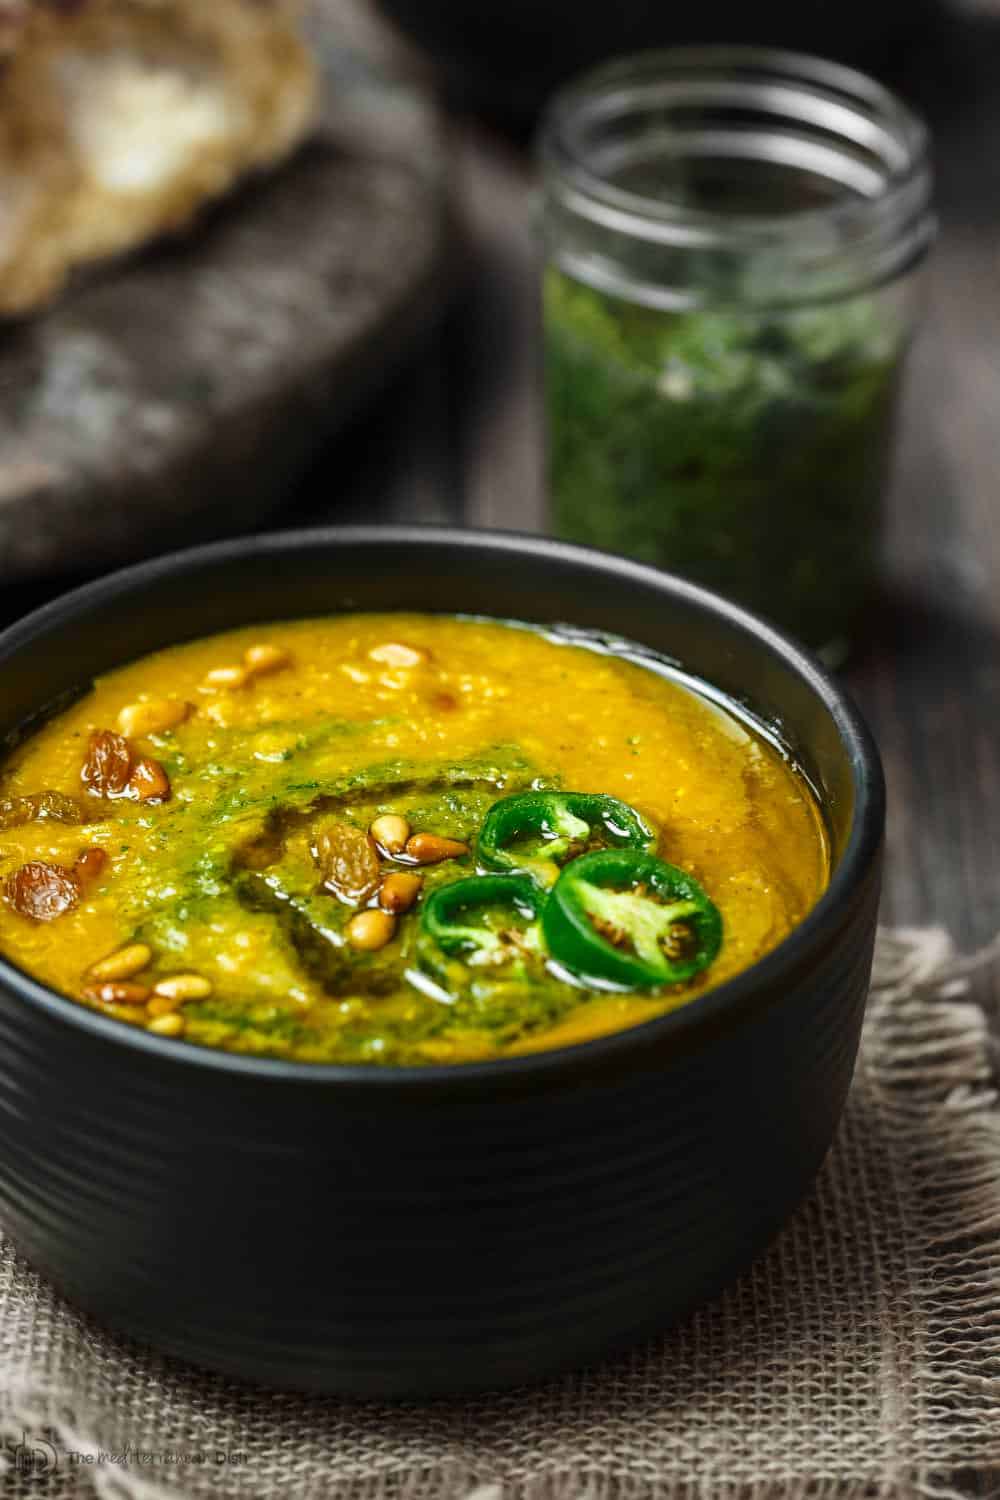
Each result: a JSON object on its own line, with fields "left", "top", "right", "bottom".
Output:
{"left": 539, "top": 44, "right": 932, "bottom": 254}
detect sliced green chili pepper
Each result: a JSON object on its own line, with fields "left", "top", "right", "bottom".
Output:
{"left": 420, "top": 874, "right": 546, "bottom": 962}
{"left": 542, "top": 849, "right": 722, "bottom": 991}
{"left": 477, "top": 791, "right": 656, "bottom": 886}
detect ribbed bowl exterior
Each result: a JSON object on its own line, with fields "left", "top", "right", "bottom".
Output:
{"left": 0, "top": 529, "right": 884, "bottom": 1396}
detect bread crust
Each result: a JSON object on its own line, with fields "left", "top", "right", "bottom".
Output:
{"left": 0, "top": 0, "right": 318, "bottom": 314}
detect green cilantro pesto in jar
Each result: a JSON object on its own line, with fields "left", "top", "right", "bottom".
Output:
{"left": 540, "top": 48, "right": 934, "bottom": 660}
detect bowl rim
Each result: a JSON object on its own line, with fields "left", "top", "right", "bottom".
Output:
{"left": 0, "top": 524, "right": 885, "bottom": 1087}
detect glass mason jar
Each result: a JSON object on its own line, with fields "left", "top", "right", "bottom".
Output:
{"left": 539, "top": 47, "right": 934, "bottom": 662}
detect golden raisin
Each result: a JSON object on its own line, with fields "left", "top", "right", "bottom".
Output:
{"left": 81, "top": 730, "right": 133, "bottom": 798}
{"left": 3, "top": 861, "right": 79, "bottom": 922}
{"left": 313, "top": 822, "right": 380, "bottom": 905}
{"left": 0, "top": 791, "right": 90, "bottom": 830}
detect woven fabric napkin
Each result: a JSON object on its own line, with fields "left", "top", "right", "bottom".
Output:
{"left": 1, "top": 926, "right": 999, "bottom": 1500}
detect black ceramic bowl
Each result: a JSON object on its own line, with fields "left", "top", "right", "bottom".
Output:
{"left": 0, "top": 527, "right": 883, "bottom": 1397}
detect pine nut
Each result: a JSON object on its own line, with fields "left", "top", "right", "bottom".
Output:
{"left": 368, "top": 642, "right": 428, "bottom": 668}
{"left": 405, "top": 833, "right": 469, "bottom": 865}
{"left": 147, "top": 994, "right": 181, "bottom": 1018}
{"left": 84, "top": 981, "right": 150, "bottom": 1007}
{"left": 128, "top": 756, "right": 171, "bottom": 803}
{"left": 370, "top": 813, "right": 411, "bottom": 855}
{"left": 152, "top": 973, "right": 213, "bottom": 1003}
{"left": 73, "top": 847, "right": 108, "bottom": 886}
{"left": 117, "top": 700, "right": 191, "bottom": 738}
{"left": 346, "top": 909, "right": 397, "bottom": 951}
{"left": 204, "top": 665, "right": 250, "bottom": 690}
{"left": 88, "top": 943, "right": 152, "bottom": 982}
{"left": 379, "top": 872, "right": 423, "bottom": 914}
{"left": 244, "top": 644, "right": 291, "bottom": 676}
{"left": 148, "top": 1013, "right": 185, "bottom": 1038}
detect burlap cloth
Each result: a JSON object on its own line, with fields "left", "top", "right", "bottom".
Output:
{"left": 1, "top": 926, "right": 999, "bottom": 1500}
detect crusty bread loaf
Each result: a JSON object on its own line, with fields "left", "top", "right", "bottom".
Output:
{"left": 0, "top": 0, "right": 318, "bottom": 314}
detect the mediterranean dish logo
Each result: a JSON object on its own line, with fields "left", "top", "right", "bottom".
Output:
{"left": 4, "top": 1430, "right": 58, "bottom": 1479}
{"left": 3, "top": 1429, "right": 249, "bottom": 1479}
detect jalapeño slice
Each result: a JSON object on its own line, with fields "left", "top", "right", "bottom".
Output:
{"left": 477, "top": 791, "right": 656, "bottom": 886}
{"left": 542, "top": 850, "right": 722, "bottom": 990}
{"left": 420, "top": 874, "right": 546, "bottom": 963}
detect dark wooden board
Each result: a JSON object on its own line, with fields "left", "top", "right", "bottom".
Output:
{"left": 0, "top": 8, "right": 453, "bottom": 582}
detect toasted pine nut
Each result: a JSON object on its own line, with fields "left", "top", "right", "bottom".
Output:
{"left": 244, "top": 644, "right": 291, "bottom": 676}
{"left": 117, "top": 700, "right": 192, "bottom": 738}
{"left": 148, "top": 1013, "right": 185, "bottom": 1038}
{"left": 88, "top": 942, "right": 152, "bottom": 982}
{"left": 129, "top": 756, "right": 171, "bottom": 803}
{"left": 204, "top": 665, "right": 250, "bottom": 690}
{"left": 84, "top": 981, "right": 150, "bottom": 1007}
{"left": 368, "top": 642, "right": 427, "bottom": 668}
{"left": 73, "top": 848, "right": 108, "bottom": 886}
{"left": 152, "top": 973, "right": 213, "bottom": 1003}
{"left": 147, "top": 994, "right": 181, "bottom": 1018}
{"left": 370, "top": 813, "right": 411, "bottom": 855}
{"left": 405, "top": 833, "right": 469, "bottom": 865}
{"left": 346, "top": 909, "right": 397, "bottom": 951}
{"left": 379, "top": 871, "right": 423, "bottom": 914}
